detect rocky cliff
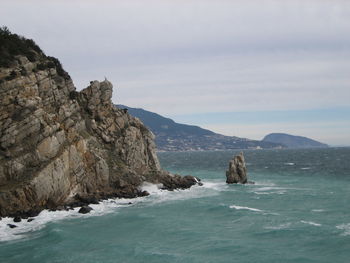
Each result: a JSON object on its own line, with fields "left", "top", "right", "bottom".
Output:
{"left": 0, "top": 29, "right": 199, "bottom": 217}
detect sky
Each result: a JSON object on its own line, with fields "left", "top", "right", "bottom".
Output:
{"left": 1, "top": 0, "right": 350, "bottom": 145}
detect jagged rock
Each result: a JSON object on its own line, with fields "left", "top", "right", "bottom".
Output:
{"left": 226, "top": 152, "right": 248, "bottom": 184}
{"left": 25, "top": 210, "right": 41, "bottom": 218}
{"left": 78, "top": 206, "right": 93, "bottom": 214}
{"left": 0, "top": 31, "right": 201, "bottom": 218}
{"left": 139, "top": 190, "right": 150, "bottom": 196}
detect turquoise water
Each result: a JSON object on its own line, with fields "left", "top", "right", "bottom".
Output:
{"left": 1, "top": 148, "right": 350, "bottom": 263}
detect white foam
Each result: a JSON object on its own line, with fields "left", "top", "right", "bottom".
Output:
{"left": 311, "top": 209, "right": 325, "bottom": 212}
{"left": 336, "top": 223, "right": 350, "bottom": 236}
{"left": 1, "top": 179, "right": 227, "bottom": 242}
{"left": 301, "top": 167, "right": 311, "bottom": 170}
{"left": 254, "top": 186, "right": 286, "bottom": 192}
{"left": 201, "top": 180, "right": 228, "bottom": 191}
{"left": 140, "top": 182, "right": 163, "bottom": 194}
{"left": 253, "top": 181, "right": 276, "bottom": 187}
{"left": 253, "top": 190, "right": 286, "bottom": 195}
{"left": 144, "top": 182, "right": 219, "bottom": 205}
{"left": 0, "top": 197, "right": 143, "bottom": 242}
{"left": 285, "top": 162, "right": 295, "bottom": 166}
{"left": 265, "top": 222, "right": 292, "bottom": 230}
{"left": 229, "top": 205, "right": 262, "bottom": 212}
{"left": 301, "top": 220, "right": 322, "bottom": 226}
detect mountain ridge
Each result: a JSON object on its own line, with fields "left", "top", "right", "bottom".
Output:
{"left": 117, "top": 105, "right": 284, "bottom": 151}
{"left": 262, "top": 133, "right": 328, "bottom": 148}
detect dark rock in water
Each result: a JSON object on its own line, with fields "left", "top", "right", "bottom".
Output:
{"left": 13, "top": 216, "right": 22, "bottom": 223}
{"left": 25, "top": 210, "right": 41, "bottom": 218}
{"left": 27, "top": 218, "right": 35, "bottom": 222}
{"left": 75, "top": 195, "right": 100, "bottom": 205}
{"left": 247, "top": 181, "right": 255, "bottom": 185}
{"left": 0, "top": 217, "right": 2, "bottom": 221}
{"left": 56, "top": 206, "right": 66, "bottom": 211}
{"left": 140, "top": 190, "right": 150, "bottom": 196}
{"left": 78, "top": 206, "right": 93, "bottom": 214}
{"left": 226, "top": 152, "right": 248, "bottom": 184}
{"left": 159, "top": 174, "right": 199, "bottom": 190}
{"left": 7, "top": 224, "right": 17, "bottom": 228}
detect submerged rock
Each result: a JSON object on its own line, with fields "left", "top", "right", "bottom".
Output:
{"left": 226, "top": 152, "right": 249, "bottom": 184}
{"left": 7, "top": 224, "right": 17, "bottom": 228}
{"left": 78, "top": 206, "right": 93, "bottom": 214}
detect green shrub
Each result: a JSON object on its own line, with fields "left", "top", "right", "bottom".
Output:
{"left": 0, "top": 26, "right": 43, "bottom": 67}
{"left": 0, "top": 26, "right": 71, "bottom": 80}
{"left": 36, "top": 63, "right": 46, "bottom": 71}
{"left": 47, "top": 56, "right": 69, "bottom": 78}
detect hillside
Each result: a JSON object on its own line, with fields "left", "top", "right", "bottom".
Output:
{"left": 262, "top": 133, "right": 328, "bottom": 148}
{"left": 117, "top": 105, "right": 283, "bottom": 151}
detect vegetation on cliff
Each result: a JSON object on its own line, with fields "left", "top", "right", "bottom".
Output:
{"left": 0, "top": 26, "right": 68, "bottom": 80}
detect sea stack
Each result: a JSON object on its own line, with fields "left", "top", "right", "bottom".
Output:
{"left": 226, "top": 152, "right": 248, "bottom": 184}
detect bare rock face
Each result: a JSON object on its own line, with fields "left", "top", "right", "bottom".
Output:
{"left": 0, "top": 49, "right": 199, "bottom": 217}
{"left": 226, "top": 152, "right": 248, "bottom": 184}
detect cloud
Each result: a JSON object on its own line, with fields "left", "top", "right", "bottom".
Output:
{"left": 1, "top": 0, "right": 350, "bottom": 144}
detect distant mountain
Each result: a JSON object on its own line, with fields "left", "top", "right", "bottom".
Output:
{"left": 117, "top": 105, "right": 283, "bottom": 151}
{"left": 262, "top": 133, "right": 328, "bottom": 148}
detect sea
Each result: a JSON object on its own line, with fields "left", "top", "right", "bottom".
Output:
{"left": 0, "top": 148, "right": 350, "bottom": 263}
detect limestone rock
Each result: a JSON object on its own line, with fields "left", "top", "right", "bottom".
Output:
{"left": 226, "top": 152, "right": 248, "bottom": 184}
{"left": 0, "top": 33, "right": 201, "bottom": 218}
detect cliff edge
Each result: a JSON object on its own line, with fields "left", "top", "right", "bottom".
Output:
{"left": 0, "top": 28, "right": 199, "bottom": 217}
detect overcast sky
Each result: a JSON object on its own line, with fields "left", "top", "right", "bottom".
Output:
{"left": 2, "top": 0, "right": 350, "bottom": 145}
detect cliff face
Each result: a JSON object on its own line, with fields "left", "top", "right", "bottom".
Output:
{"left": 0, "top": 36, "right": 198, "bottom": 217}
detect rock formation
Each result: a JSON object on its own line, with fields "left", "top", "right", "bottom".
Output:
{"left": 0, "top": 29, "right": 200, "bottom": 218}
{"left": 226, "top": 152, "right": 248, "bottom": 184}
